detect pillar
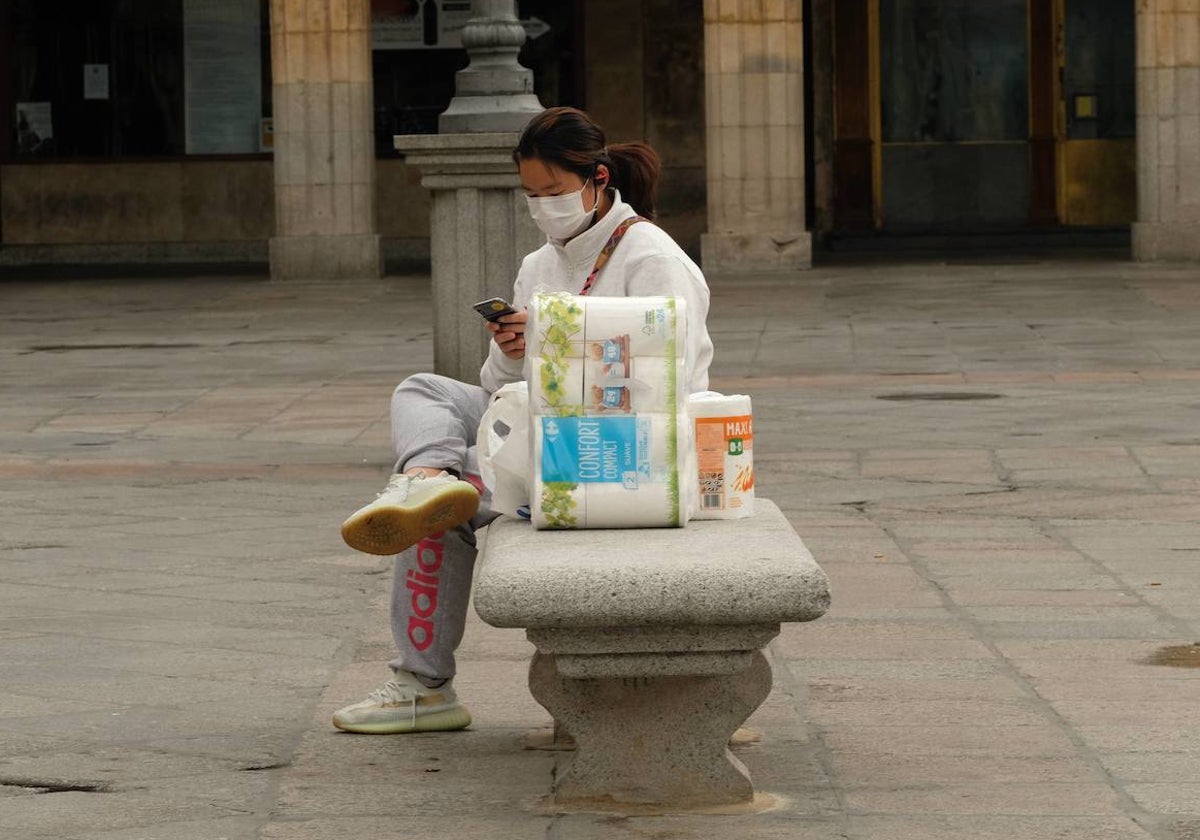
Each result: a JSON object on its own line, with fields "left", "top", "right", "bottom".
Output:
{"left": 268, "top": 0, "right": 381, "bottom": 279}
{"left": 701, "top": 0, "right": 811, "bottom": 272}
{"left": 438, "top": 0, "right": 543, "bottom": 133}
{"left": 395, "top": 0, "right": 543, "bottom": 384}
{"left": 1133, "top": 1, "right": 1200, "bottom": 262}
{"left": 391, "top": 134, "right": 543, "bottom": 385}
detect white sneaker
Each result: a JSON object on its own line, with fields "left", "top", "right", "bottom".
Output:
{"left": 332, "top": 670, "right": 472, "bottom": 734}
{"left": 341, "top": 472, "right": 479, "bottom": 555}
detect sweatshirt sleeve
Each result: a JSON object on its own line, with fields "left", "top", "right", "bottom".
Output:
{"left": 478, "top": 255, "right": 534, "bottom": 395}
{"left": 478, "top": 334, "right": 526, "bottom": 395}
{"left": 624, "top": 253, "right": 714, "bottom": 394}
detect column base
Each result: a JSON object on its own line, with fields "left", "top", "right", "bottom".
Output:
{"left": 269, "top": 234, "right": 381, "bottom": 280}
{"left": 528, "top": 650, "right": 773, "bottom": 808}
{"left": 1132, "top": 222, "right": 1200, "bottom": 263}
{"left": 701, "top": 231, "right": 813, "bottom": 273}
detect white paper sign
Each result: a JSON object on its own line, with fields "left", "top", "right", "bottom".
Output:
{"left": 183, "top": 0, "right": 262, "bottom": 154}
{"left": 15, "top": 102, "right": 53, "bottom": 153}
{"left": 84, "top": 64, "right": 110, "bottom": 100}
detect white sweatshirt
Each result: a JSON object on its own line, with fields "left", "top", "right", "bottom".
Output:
{"left": 479, "top": 191, "right": 715, "bottom": 395}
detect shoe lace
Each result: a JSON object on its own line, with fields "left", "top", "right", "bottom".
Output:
{"left": 366, "top": 679, "right": 419, "bottom": 725}
{"left": 376, "top": 472, "right": 416, "bottom": 499}
{"left": 367, "top": 679, "right": 420, "bottom": 705}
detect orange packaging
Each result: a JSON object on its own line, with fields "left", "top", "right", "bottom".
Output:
{"left": 694, "top": 412, "right": 754, "bottom": 518}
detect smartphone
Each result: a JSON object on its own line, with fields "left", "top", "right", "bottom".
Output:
{"left": 473, "top": 297, "right": 518, "bottom": 323}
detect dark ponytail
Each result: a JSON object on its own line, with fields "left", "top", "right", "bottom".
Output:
{"left": 604, "top": 142, "right": 661, "bottom": 221}
{"left": 513, "top": 107, "right": 662, "bottom": 220}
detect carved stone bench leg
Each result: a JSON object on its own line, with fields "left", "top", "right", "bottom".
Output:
{"left": 528, "top": 650, "right": 773, "bottom": 807}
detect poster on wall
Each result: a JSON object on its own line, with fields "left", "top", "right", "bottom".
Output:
{"left": 372, "top": 0, "right": 473, "bottom": 50}
{"left": 15, "top": 102, "right": 53, "bottom": 154}
{"left": 83, "top": 64, "right": 110, "bottom": 100}
{"left": 183, "top": 0, "right": 262, "bottom": 154}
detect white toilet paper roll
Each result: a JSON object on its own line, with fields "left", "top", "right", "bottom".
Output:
{"left": 579, "top": 357, "right": 683, "bottom": 416}
{"left": 689, "top": 392, "right": 754, "bottom": 520}
{"left": 531, "top": 412, "right": 687, "bottom": 529}
{"left": 627, "top": 356, "right": 678, "bottom": 414}
{"left": 531, "top": 415, "right": 581, "bottom": 529}
{"left": 582, "top": 357, "right": 632, "bottom": 414}
{"left": 676, "top": 410, "right": 698, "bottom": 522}
{"left": 532, "top": 482, "right": 583, "bottom": 529}
{"left": 582, "top": 297, "right": 684, "bottom": 357}
{"left": 531, "top": 358, "right": 585, "bottom": 416}
{"left": 583, "top": 354, "right": 630, "bottom": 381}
{"left": 531, "top": 338, "right": 586, "bottom": 361}
{"left": 584, "top": 483, "right": 679, "bottom": 528}
{"left": 631, "top": 411, "right": 679, "bottom": 486}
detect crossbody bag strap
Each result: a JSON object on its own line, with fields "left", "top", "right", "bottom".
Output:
{"left": 578, "top": 215, "right": 649, "bottom": 296}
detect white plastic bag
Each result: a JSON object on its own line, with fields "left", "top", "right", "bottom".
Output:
{"left": 476, "top": 381, "right": 531, "bottom": 518}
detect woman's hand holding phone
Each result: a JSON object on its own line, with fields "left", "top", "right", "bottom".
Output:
{"left": 486, "top": 309, "right": 528, "bottom": 360}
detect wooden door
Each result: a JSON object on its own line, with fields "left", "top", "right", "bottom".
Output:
{"left": 832, "top": 0, "right": 1117, "bottom": 233}
{"left": 1055, "top": 0, "right": 1137, "bottom": 226}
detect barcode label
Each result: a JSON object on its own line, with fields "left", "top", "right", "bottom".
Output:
{"left": 699, "top": 470, "right": 724, "bottom": 510}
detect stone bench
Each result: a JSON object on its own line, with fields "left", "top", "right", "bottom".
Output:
{"left": 473, "top": 499, "right": 831, "bottom": 809}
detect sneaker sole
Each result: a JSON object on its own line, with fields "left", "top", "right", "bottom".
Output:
{"left": 331, "top": 706, "right": 472, "bottom": 734}
{"left": 341, "top": 484, "right": 480, "bottom": 555}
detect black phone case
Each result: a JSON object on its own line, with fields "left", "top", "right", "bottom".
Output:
{"left": 474, "top": 298, "right": 517, "bottom": 322}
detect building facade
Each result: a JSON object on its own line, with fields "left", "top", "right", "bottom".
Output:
{"left": 1, "top": 0, "right": 1198, "bottom": 270}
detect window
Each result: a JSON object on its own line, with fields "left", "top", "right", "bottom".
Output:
{"left": 6, "top": 0, "right": 270, "bottom": 159}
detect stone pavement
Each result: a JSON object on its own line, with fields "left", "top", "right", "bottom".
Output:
{"left": 1, "top": 255, "right": 1198, "bottom": 840}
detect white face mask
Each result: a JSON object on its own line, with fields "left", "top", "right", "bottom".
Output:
{"left": 526, "top": 179, "right": 598, "bottom": 240}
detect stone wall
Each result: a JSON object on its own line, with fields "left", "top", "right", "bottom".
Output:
{"left": 1, "top": 1, "right": 710, "bottom": 261}
{"left": 0, "top": 159, "right": 427, "bottom": 251}
{"left": 0, "top": 162, "right": 274, "bottom": 245}
{"left": 1132, "top": 0, "right": 1200, "bottom": 261}
{"left": 584, "top": 0, "right": 707, "bottom": 257}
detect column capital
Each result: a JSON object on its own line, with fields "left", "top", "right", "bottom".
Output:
{"left": 438, "top": 0, "right": 543, "bottom": 133}
{"left": 394, "top": 130, "right": 543, "bottom": 383}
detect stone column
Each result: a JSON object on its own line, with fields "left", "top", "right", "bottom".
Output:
{"left": 1133, "top": 2, "right": 1200, "bottom": 262}
{"left": 701, "top": 0, "right": 811, "bottom": 272}
{"left": 439, "top": 0, "right": 543, "bottom": 133}
{"left": 394, "top": 135, "right": 543, "bottom": 385}
{"left": 268, "top": 0, "right": 381, "bottom": 279}
{"left": 395, "top": 0, "right": 544, "bottom": 384}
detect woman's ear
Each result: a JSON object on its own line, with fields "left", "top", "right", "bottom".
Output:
{"left": 595, "top": 163, "right": 611, "bottom": 189}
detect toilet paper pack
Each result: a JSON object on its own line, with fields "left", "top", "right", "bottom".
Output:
{"left": 528, "top": 292, "right": 692, "bottom": 530}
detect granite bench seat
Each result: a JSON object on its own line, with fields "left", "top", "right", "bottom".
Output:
{"left": 473, "top": 498, "right": 831, "bottom": 808}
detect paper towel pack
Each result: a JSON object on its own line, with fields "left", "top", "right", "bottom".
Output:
{"left": 527, "top": 292, "right": 692, "bottom": 530}
{"left": 689, "top": 391, "right": 754, "bottom": 520}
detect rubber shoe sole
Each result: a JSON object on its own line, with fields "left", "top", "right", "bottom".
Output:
{"left": 332, "top": 705, "right": 472, "bottom": 734}
{"left": 341, "top": 483, "right": 479, "bottom": 555}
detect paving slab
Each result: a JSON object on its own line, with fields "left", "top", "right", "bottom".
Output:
{"left": 3, "top": 258, "right": 1200, "bottom": 838}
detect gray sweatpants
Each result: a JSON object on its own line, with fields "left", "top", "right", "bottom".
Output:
{"left": 386, "top": 373, "right": 499, "bottom": 681}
